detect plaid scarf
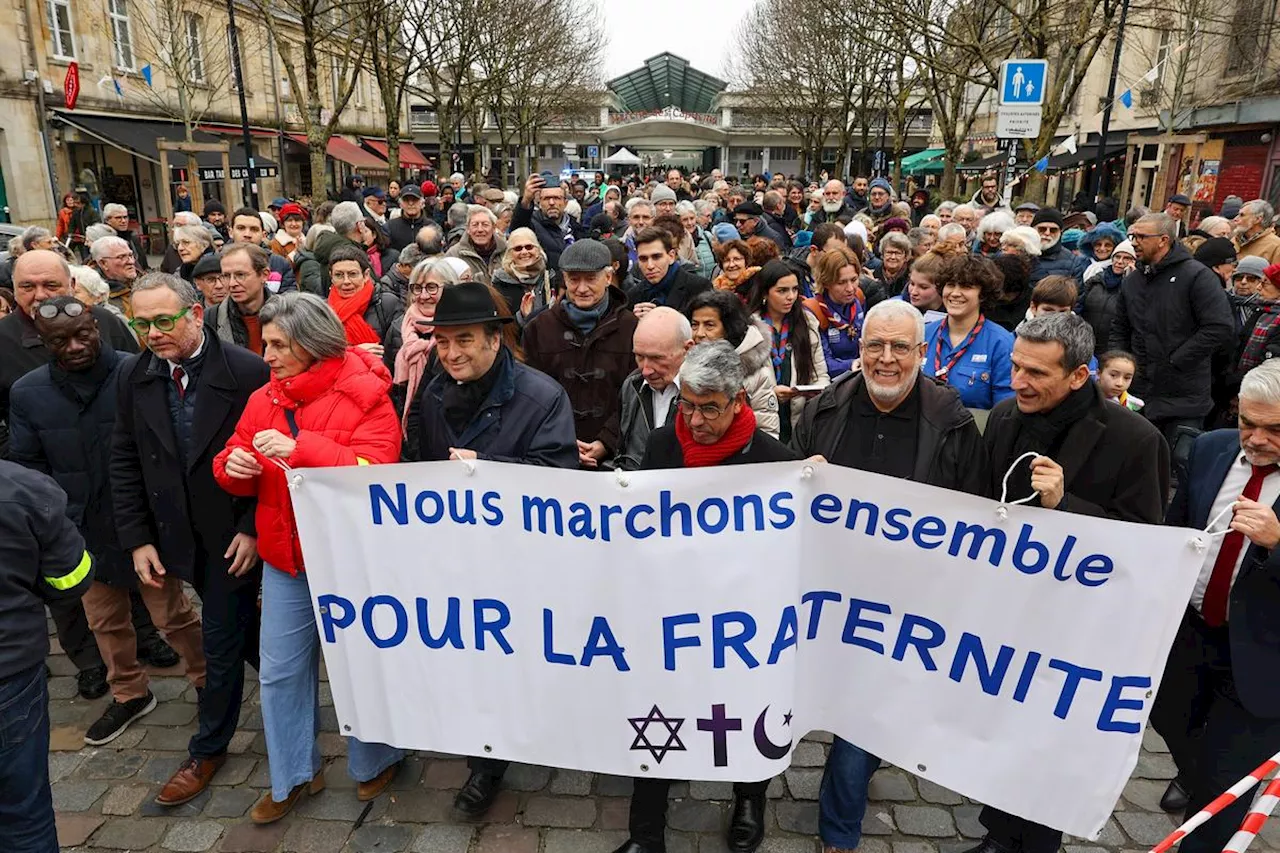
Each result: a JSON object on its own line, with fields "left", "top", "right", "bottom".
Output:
{"left": 1240, "top": 301, "right": 1280, "bottom": 371}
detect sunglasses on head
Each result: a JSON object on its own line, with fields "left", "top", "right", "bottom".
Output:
{"left": 37, "top": 301, "right": 86, "bottom": 320}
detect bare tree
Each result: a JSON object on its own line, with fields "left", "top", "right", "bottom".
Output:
{"left": 366, "top": 0, "right": 434, "bottom": 175}
{"left": 415, "top": 0, "right": 485, "bottom": 179}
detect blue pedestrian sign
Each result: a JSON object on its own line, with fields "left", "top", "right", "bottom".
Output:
{"left": 999, "top": 59, "right": 1048, "bottom": 107}
{"left": 587, "top": 145, "right": 599, "bottom": 159}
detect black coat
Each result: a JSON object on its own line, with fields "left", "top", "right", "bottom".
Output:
{"left": 792, "top": 372, "right": 989, "bottom": 496}
{"left": 623, "top": 265, "right": 712, "bottom": 314}
{"left": 111, "top": 332, "right": 270, "bottom": 583}
{"left": 8, "top": 347, "right": 134, "bottom": 584}
{"left": 1079, "top": 269, "right": 1123, "bottom": 358}
{"left": 387, "top": 213, "right": 432, "bottom": 252}
{"left": 1108, "top": 242, "right": 1235, "bottom": 420}
{"left": 984, "top": 382, "right": 1169, "bottom": 523}
{"left": 511, "top": 202, "right": 587, "bottom": 270}
{"left": 1167, "top": 429, "right": 1280, "bottom": 716}
{"left": 641, "top": 424, "right": 797, "bottom": 469}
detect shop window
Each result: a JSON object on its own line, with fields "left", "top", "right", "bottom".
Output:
{"left": 185, "top": 13, "right": 206, "bottom": 82}
{"left": 109, "top": 0, "right": 133, "bottom": 70}
{"left": 47, "top": 0, "right": 75, "bottom": 59}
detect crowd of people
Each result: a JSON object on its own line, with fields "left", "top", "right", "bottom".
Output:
{"left": 2, "top": 165, "right": 1280, "bottom": 853}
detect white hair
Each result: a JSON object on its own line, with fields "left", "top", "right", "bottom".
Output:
{"left": 450, "top": 172, "right": 465, "bottom": 183}
{"left": 102, "top": 203, "right": 128, "bottom": 220}
{"left": 565, "top": 199, "right": 582, "bottom": 221}
{"left": 70, "top": 265, "right": 109, "bottom": 302}
{"left": 173, "top": 211, "right": 202, "bottom": 227}
{"left": 84, "top": 223, "right": 116, "bottom": 244}
{"left": 864, "top": 297, "right": 926, "bottom": 343}
{"left": 693, "top": 199, "right": 716, "bottom": 217}
{"left": 259, "top": 211, "right": 278, "bottom": 233}
{"left": 935, "top": 201, "right": 958, "bottom": 214}
{"left": 920, "top": 214, "right": 942, "bottom": 229}
{"left": 329, "top": 201, "right": 364, "bottom": 237}
{"left": 975, "top": 211, "right": 1015, "bottom": 241}
{"left": 90, "top": 235, "right": 132, "bottom": 261}
{"left": 503, "top": 190, "right": 519, "bottom": 206}
{"left": 1241, "top": 358, "right": 1280, "bottom": 404}
{"left": 626, "top": 197, "right": 654, "bottom": 215}
{"left": 938, "top": 222, "right": 967, "bottom": 243}
{"left": 467, "top": 204, "right": 498, "bottom": 225}
{"left": 173, "top": 224, "right": 213, "bottom": 248}
{"left": 675, "top": 200, "right": 697, "bottom": 216}
{"left": 1001, "top": 225, "right": 1043, "bottom": 257}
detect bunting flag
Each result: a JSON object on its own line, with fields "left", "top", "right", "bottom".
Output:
{"left": 1035, "top": 156, "right": 1050, "bottom": 172}
{"left": 141, "top": 65, "right": 153, "bottom": 87}
{"left": 113, "top": 78, "right": 123, "bottom": 98}
{"left": 1119, "top": 89, "right": 1133, "bottom": 109}
{"left": 1143, "top": 66, "right": 1160, "bottom": 83}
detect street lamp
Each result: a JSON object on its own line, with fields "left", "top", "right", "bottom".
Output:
{"left": 224, "top": 0, "right": 257, "bottom": 209}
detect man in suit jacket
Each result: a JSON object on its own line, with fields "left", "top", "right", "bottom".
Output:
{"left": 111, "top": 272, "right": 270, "bottom": 807}
{"left": 1151, "top": 357, "right": 1280, "bottom": 853}
{"left": 964, "top": 312, "right": 1169, "bottom": 853}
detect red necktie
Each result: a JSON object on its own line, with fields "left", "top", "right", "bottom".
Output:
{"left": 172, "top": 366, "right": 186, "bottom": 400}
{"left": 1202, "top": 463, "right": 1277, "bottom": 626}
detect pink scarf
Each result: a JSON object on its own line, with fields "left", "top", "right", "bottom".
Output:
{"left": 393, "top": 302, "right": 436, "bottom": 434}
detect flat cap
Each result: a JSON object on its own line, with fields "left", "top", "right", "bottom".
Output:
{"left": 559, "top": 238, "right": 612, "bottom": 272}
{"left": 733, "top": 201, "right": 764, "bottom": 216}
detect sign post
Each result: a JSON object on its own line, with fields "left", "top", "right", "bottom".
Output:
{"left": 63, "top": 62, "right": 80, "bottom": 110}
{"left": 997, "top": 59, "right": 1048, "bottom": 203}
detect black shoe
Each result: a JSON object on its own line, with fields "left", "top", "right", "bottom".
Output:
{"left": 610, "top": 841, "right": 664, "bottom": 853}
{"left": 138, "top": 636, "right": 180, "bottom": 668}
{"left": 1161, "top": 776, "right": 1191, "bottom": 813}
{"left": 727, "top": 793, "right": 766, "bottom": 853}
{"left": 453, "top": 771, "right": 501, "bottom": 818}
{"left": 76, "top": 665, "right": 109, "bottom": 700}
{"left": 84, "top": 692, "right": 157, "bottom": 745}
{"left": 956, "top": 838, "right": 1018, "bottom": 853}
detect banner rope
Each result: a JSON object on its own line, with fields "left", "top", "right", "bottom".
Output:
{"left": 449, "top": 450, "right": 477, "bottom": 476}
{"left": 996, "top": 452, "right": 1041, "bottom": 520}
{"left": 1150, "top": 750, "right": 1280, "bottom": 853}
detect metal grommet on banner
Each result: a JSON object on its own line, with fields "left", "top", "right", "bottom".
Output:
{"left": 801, "top": 465, "right": 814, "bottom": 480}
{"left": 269, "top": 458, "right": 303, "bottom": 491}
{"left": 616, "top": 471, "right": 631, "bottom": 488}
{"left": 1193, "top": 503, "right": 1236, "bottom": 552}
{"left": 995, "top": 451, "right": 1041, "bottom": 522}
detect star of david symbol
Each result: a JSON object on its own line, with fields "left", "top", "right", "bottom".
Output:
{"left": 628, "top": 704, "right": 687, "bottom": 764}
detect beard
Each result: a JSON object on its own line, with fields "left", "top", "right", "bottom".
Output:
{"left": 822, "top": 199, "right": 843, "bottom": 213}
{"left": 867, "top": 364, "right": 920, "bottom": 406}
{"left": 1041, "top": 235, "right": 1060, "bottom": 251}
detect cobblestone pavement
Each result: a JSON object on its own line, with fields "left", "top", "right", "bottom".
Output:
{"left": 47, "top": 630, "right": 1280, "bottom": 853}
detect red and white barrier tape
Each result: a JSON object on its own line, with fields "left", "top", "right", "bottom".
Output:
{"left": 1151, "top": 751, "right": 1280, "bottom": 853}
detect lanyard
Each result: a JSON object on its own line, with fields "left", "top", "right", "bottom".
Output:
{"left": 933, "top": 315, "right": 985, "bottom": 379}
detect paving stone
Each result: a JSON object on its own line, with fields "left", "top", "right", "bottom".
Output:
{"left": 48, "top": 654, "right": 79, "bottom": 676}
{"left": 247, "top": 759, "right": 273, "bottom": 788}
{"left": 101, "top": 782, "right": 153, "bottom": 815}
{"left": 150, "top": 677, "right": 191, "bottom": 702}
{"left": 319, "top": 732, "right": 348, "bottom": 757}
{"left": 917, "top": 778, "right": 964, "bottom": 805}
{"left": 504, "top": 762, "right": 553, "bottom": 791}
{"left": 91, "top": 817, "right": 168, "bottom": 849}
{"left": 140, "top": 786, "right": 212, "bottom": 816}
{"left": 955, "top": 804, "right": 985, "bottom": 838}
{"left": 869, "top": 768, "right": 917, "bottom": 801}
{"left": 204, "top": 786, "right": 260, "bottom": 817}
{"left": 758, "top": 837, "right": 822, "bottom": 853}
{"left": 1134, "top": 752, "right": 1178, "bottom": 781}
{"left": 595, "top": 774, "right": 633, "bottom": 797}
{"left": 860, "top": 840, "right": 894, "bottom": 853}
{"left": 163, "top": 820, "right": 225, "bottom": 851}
{"left": 599, "top": 796, "right": 629, "bottom": 830}
{"left": 81, "top": 749, "right": 147, "bottom": 779}
{"left": 789, "top": 741, "right": 827, "bottom": 767}
{"left": 689, "top": 780, "right": 736, "bottom": 800}
{"left": 663, "top": 835, "right": 696, "bottom": 853}
{"left": 1115, "top": 811, "right": 1177, "bottom": 845}
{"left": 49, "top": 725, "right": 87, "bottom": 751}
{"left": 54, "top": 812, "right": 103, "bottom": 847}
{"left": 776, "top": 799, "right": 819, "bottom": 834}
{"left": 766, "top": 776, "right": 786, "bottom": 799}
{"left": 1142, "top": 727, "right": 1171, "bottom": 753}
{"left": 388, "top": 788, "right": 456, "bottom": 823}
{"left": 892, "top": 842, "right": 939, "bottom": 853}
{"left": 409, "top": 824, "right": 476, "bottom": 853}
{"left": 50, "top": 701, "right": 99, "bottom": 726}
{"left": 239, "top": 707, "right": 264, "bottom": 730}
{"left": 1122, "top": 778, "right": 1171, "bottom": 812}
{"left": 217, "top": 820, "right": 289, "bottom": 852}
{"left": 1095, "top": 817, "right": 1128, "bottom": 846}
{"left": 51, "top": 779, "right": 108, "bottom": 811}
{"left": 48, "top": 675, "right": 79, "bottom": 700}
{"left": 784, "top": 767, "right": 823, "bottom": 800}
{"left": 141, "top": 752, "right": 194, "bottom": 784}
{"left": 391, "top": 756, "right": 427, "bottom": 789}
{"left": 211, "top": 755, "right": 259, "bottom": 785}
{"left": 344, "top": 824, "right": 415, "bottom": 852}
{"left": 803, "top": 729, "right": 835, "bottom": 744}
{"left": 145, "top": 701, "right": 199, "bottom": 725}
{"left": 48, "top": 750, "right": 84, "bottom": 782}
{"left": 893, "top": 804, "right": 956, "bottom": 837}
{"left": 227, "top": 730, "right": 258, "bottom": 755}
{"left": 543, "top": 829, "right": 631, "bottom": 853}
{"left": 422, "top": 759, "right": 470, "bottom": 789}
{"left": 1065, "top": 846, "right": 1108, "bottom": 853}
{"left": 668, "top": 798, "right": 724, "bottom": 832}
{"left": 523, "top": 795, "right": 598, "bottom": 828}
{"left": 475, "top": 825, "right": 539, "bottom": 853}
{"left": 295, "top": 787, "right": 387, "bottom": 821}
{"left": 550, "top": 769, "right": 595, "bottom": 796}
{"left": 862, "top": 808, "right": 896, "bottom": 835}
{"left": 320, "top": 706, "right": 340, "bottom": 731}
{"left": 284, "top": 818, "right": 351, "bottom": 853}
{"left": 143, "top": 726, "right": 200, "bottom": 751}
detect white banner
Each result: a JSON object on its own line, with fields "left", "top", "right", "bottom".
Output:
{"left": 291, "top": 460, "right": 1204, "bottom": 838}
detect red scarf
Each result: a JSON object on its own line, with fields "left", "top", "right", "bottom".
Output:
{"left": 328, "top": 281, "right": 381, "bottom": 345}
{"left": 675, "top": 405, "right": 758, "bottom": 467}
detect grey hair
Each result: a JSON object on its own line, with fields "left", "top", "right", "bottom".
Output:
{"left": 864, "top": 298, "right": 925, "bottom": 343}
{"left": 1124, "top": 205, "right": 1150, "bottom": 227}
{"left": 102, "top": 203, "right": 128, "bottom": 220}
{"left": 626, "top": 197, "right": 654, "bottom": 215}
{"left": 397, "top": 245, "right": 424, "bottom": 266}
{"left": 879, "top": 232, "right": 911, "bottom": 255}
{"left": 1242, "top": 200, "right": 1276, "bottom": 227}
{"left": 449, "top": 172, "right": 465, "bottom": 183}
{"left": 1240, "top": 358, "right": 1280, "bottom": 404}
{"left": 676, "top": 200, "right": 697, "bottom": 216}
{"left": 258, "top": 292, "right": 348, "bottom": 360}
{"left": 938, "top": 223, "right": 967, "bottom": 242}
{"left": 1136, "top": 212, "right": 1178, "bottom": 242}
{"left": 90, "top": 235, "right": 131, "bottom": 262}
{"left": 920, "top": 214, "right": 941, "bottom": 229}
{"left": 678, "top": 340, "right": 744, "bottom": 397}
{"left": 1198, "top": 215, "right": 1231, "bottom": 235}
{"left": 467, "top": 204, "right": 497, "bottom": 225}
{"left": 1015, "top": 312, "right": 1095, "bottom": 372}
{"left": 410, "top": 256, "right": 462, "bottom": 288}
{"left": 84, "top": 223, "right": 116, "bottom": 244}
{"left": 132, "top": 271, "right": 200, "bottom": 307}
{"left": 415, "top": 222, "right": 444, "bottom": 255}
{"left": 975, "top": 211, "right": 1015, "bottom": 241}
{"left": 7, "top": 236, "right": 22, "bottom": 255}
{"left": 1001, "top": 226, "right": 1043, "bottom": 257}
{"left": 21, "top": 226, "right": 52, "bottom": 250}
{"left": 935, "top": 201, "right": 958, "bottom": 214}
{"left": 174, "top": 224, "right": 213, "bottom": 248}
{"left": 447, "top": 202, "right": 470, "bottom": 229}
{"left": 69, "top": 265, "right": 109, "bottom": 302}
{"left": 173, "top": 211, "right": 202, "bottom": 227}
{"left": 693, "top": 199, "right": 716, "bottom": 217}
{"left": 953, "top": 203, "right": 977, "bottom": 220}
{"left": 329, "top": 201, "right": 364, "bottom": 237}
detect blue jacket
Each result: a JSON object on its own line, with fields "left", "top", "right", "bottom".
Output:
{"left": 922, "top": 317, "right": 1015, "bottom": 410}
{"left": 1030, "top": 242, "right": 1090, "bottom": 285}
{"left": 806, "top": 294, "right": 863, "bottom": 377}
{"left": 416, "top": 347, "right": 578, "bottom": 468}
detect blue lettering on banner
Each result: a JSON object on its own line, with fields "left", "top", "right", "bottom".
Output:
{"left": 1097, "top": 676, "right": 1151, "bottom": 733}
{"left": 663, "top": 613, "right": 701, "bottom": 671}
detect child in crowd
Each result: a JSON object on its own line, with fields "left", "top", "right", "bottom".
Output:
{"left": 1098, "top": 350, "right": 1143, "bottom": 412}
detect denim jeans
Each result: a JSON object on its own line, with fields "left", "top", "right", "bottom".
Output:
{"left": 260, "top": 565, "right": 405, "bottom": 802}
{"left": 0, "top": 664, "right": 57, "bottom": 853}
{"left": 818, "top": 736, "right": 881, "bottom": 849}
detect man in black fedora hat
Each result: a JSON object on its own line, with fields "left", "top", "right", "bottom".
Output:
{"left": 411, "top": 280, "right": 578, "bottom": 817}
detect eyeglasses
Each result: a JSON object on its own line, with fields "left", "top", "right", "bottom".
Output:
{"left": 511, "top": 245, "right": 538, "bottom": 253}
{"left": 215, "top": 271, "right": 259, "bottom": 283}
{"left": 129, "top": 307, "right": 190, "bottom": 333}
{"left": 676, "top": 399, "right": 729, "bottom": 420}
{"left": 36, "top": 301, "right": 86, "bottom": 320}
{"left": 409, "top": 282, "right": 443, "bottom": 296}
{"left": 1128, "top": 232, "right": 1160, "bottom": 241}
{"left": 101, "top": 253, "right": 135, "bottom": 263}
{"left": 331, "top": 270, "right": 366, "bottom": 283}
{"left": 862, "top": 339, "right": 918, "bottom": 357}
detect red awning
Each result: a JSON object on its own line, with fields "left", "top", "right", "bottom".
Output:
{"left": 287, "top": 134, "right": 387, "bottom": 171}
{"left": 362, "top": 138, "right": 430, "bottom": 169}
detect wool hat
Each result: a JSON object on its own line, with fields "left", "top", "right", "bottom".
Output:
{"left": 1235, "top": 256, "right": 1271, "bottom": 279}
{"left": 1194, "top": 237, "right": 1238, "bottom": 268}
{"left": 279, "top": 203, "right": 306, "bottom": 221}
{"left": 191, "top": 254, "right": 223, "bottom": 279}
{"left": 429, "top": 281, "right": 514, "bottom": 327}
{"left": 650, "top": 185, "right": 677, "bottom": 204}
{"left": 1221, "top": 196, "right": 1244, "bottom": 220}
{"left": 1112, "top": 240, "right": 1136, "bottom": 258}
{"left": 711, "top": 223, "right": 741, "bottom": 242}
{"left": 881, "top": 217, "right": 911, "bottom": 234}
{"left": 1062, "top": 228, "right": 1084, "bottom": 249}
{"left": 559, "top": 239, "right": 612, "bottom": 272}
{"left": 202, "top": 200, "right": 225, "bottom": 217}
{"left": 398, "top": 183, "right": 423, "bottom": 199}
{"left": 733, "top": 201, "right": 764, "bottom": 217}
{"left": 1031, "top": 208, "right": 1065, "bottom": 228}
{"left": 1266, "top": 263, "right": 1280, "bottom": 287}
{"left": 869, "top": 177, "right": 893, "bottom": 195}
{"left": 420, "top": 180, "right": 439, "bottom": 197}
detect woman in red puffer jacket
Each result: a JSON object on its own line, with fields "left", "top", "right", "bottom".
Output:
{"left": 212, "top": 292, "right": 405, "bottom": 825}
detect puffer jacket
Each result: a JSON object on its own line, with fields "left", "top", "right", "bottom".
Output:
{"left": 737, "top": 321, "right": 780, "bottom": 438}
{"left": 213, "top": 347, "right": 401, "bottom": 575}
{"left": 1029, "top": 242, "right": 1090, "bottom": 285}
{"left": 691, "top": 227, "right": 716, "bottom": 279}
{"left": 1078, "top": 268, "right": 1123, "bottom": 357}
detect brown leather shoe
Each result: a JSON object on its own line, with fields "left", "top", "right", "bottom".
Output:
{"left": 250, "top": 772, "right": 325, "bottom": 825}
{"left": 154, "top": 755, "right": 227, "bottom": 806}
{"left": 356, "top": 761, "right": 401, "bottom": 802}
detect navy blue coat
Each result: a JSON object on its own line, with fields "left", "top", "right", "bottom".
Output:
{"left": 416, "top": 347, "right": 578, "bottom": 468}
{"left": 1029, "top": 242, "right": 1089, "bottom": 285}
{"left": 9, "top": 347, "right": 134, "bottom": 585}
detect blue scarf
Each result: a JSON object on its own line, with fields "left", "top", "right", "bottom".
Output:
{"left": 562, "top": 294, "right": 610, "bottom": 336}
{"left": 1101, "top": 267, "right": 1124, "bottom": 290}
{"left": 642, "top": 264, "right": 680, "bottom": 306}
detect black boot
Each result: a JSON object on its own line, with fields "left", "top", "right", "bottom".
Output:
{"left": 727, "top": 791, "right": 766, "bottom": 853}
{"left": 1161, "top": 776, "right": 1191, "bottom": 813}
{"left": 610, "top": 841, "right": 664, "bottom": 853}
{"left": 956, "top": 838, "right": 1018, "bottom": 853}
{"left": 453, "top": 771, "right": 501, "bottom": 818}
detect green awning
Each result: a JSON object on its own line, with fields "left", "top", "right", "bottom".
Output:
{"left": 897, "top": 148, "right": 946, "bottom": 174}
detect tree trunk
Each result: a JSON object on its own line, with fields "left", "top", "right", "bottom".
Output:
{"left": 309, "top": 138, "right": 328, "bottom": 202}
{"left": 386, "top": 107, "right": 401, "bottom": 177}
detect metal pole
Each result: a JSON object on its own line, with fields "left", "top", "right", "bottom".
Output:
{"left": 225, "top": 0, "right": 257, "bottom": 209}
{"left": 266, "top": 30, "right": 287, "bottom": 197}
{"left": 1091, "top": 0, "right": 1131, "bottom": 202}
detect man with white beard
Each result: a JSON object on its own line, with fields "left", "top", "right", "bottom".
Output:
{"left": 791, "top": 297, "right": 989, "bottom": 853}
{"left": 809, "top": 179, "right": 856, "bottom": 226}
